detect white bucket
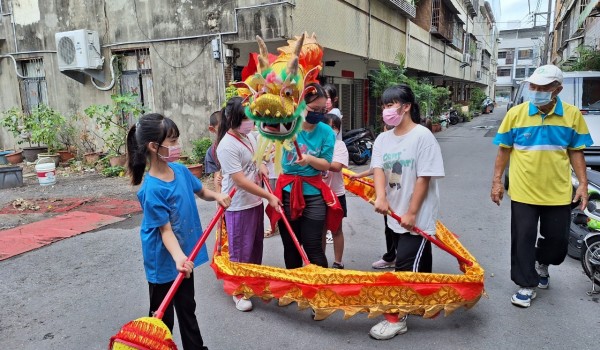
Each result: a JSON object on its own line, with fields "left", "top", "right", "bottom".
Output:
{"left": 35, "top": 157, "right": 56, "bottom": 186}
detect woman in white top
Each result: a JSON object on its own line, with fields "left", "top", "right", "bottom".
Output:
{"left": 324, "top": 84, "right": 343, "bottom": 140}
{"left": 368, "top": 84, "right": 445, "bottom": 340}
{"left": 215, "top": 97, "right": 281, "bottom": 312}
{"left": 321, "top": 114, "right": 349, "bottom": 269}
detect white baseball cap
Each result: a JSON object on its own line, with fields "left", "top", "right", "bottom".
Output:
{"left": 526, "top": 65, "right": 563, "bottom": 85}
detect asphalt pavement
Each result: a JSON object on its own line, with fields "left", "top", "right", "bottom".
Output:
{"left": 0, "top": 107, "right": 597, "bottom": 350}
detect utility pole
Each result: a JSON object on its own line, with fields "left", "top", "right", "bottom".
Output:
{"left": 532, "top": 0, "right": 553, "bottom": 64}
{"left": 542, "top": 0, "right": 552, "bottom": 64}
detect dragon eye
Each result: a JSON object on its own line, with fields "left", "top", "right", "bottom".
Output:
{"left": 283, "top": 87, "right": 293, "bottom": 97}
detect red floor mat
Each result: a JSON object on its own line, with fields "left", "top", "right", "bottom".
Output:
{"left": 0, "top": 211, "right": 125, "bottom": 261}
{"left": 0, "top": 198, "right": 141, "bottom": 216}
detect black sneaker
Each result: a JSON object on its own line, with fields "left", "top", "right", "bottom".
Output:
{"left": 332, "top": 262, "right": 344, "bottom": 269}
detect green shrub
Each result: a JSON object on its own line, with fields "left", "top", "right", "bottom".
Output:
{"left": 191, "top": 137, "right": 212, "bottom": 164}
{"left": 101, "top": 165, "right": 125, "bottom": 177}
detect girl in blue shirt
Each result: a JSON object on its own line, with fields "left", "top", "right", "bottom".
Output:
{"left": 126, "top": 113, "right": 231, "bottom": 350}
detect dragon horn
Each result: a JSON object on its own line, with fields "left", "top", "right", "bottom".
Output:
{"left": 286, "top": 33, "right": 305, "bottom": 78}
{"left": 256, "top": 35, "right": 269, "bottom": 74}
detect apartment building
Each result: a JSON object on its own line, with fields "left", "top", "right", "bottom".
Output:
{"left": 407, "top": 0, "right": 498, "bottom": 103}
{"left": 0, "top": 0, "right": 497, "bottom": 149}
{"left": 551, "top": 0, "right": 600, "bottom": 66}
{"left": 495, "top": 26, "right": 547, "bottom": 102}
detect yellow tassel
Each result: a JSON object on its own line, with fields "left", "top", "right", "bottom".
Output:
{"left": 110, "top": 317, "right": 176, "bottom": 350}
{"left": 274, "top": 142, "right": 284, "bottom": 175}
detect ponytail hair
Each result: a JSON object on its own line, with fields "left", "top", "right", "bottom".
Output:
{"left": 126, "top": 113, "right": 180, "bottom": 185}
{"left": 381, "top": 84, "right": 421, "bottom": 124}
{"left": 216, "top": 96, "right": 245, "bottom": 146}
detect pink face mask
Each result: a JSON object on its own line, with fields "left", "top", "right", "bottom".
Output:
{"left": 237, "top": 119, "right": 255, "bottom": 135}
{"left": 382, "top": 106, "right": 405, "bottom": 127}
{"left": 157, "top": 144, "right": 182, "bottom": 162}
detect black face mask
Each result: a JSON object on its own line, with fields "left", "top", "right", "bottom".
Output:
{"left": 305, "top": 111, "right": 325, "bottom": 124}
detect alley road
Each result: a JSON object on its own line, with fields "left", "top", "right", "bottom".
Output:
{"left": 0, "top": 107, "right": 597, "bottom": 349}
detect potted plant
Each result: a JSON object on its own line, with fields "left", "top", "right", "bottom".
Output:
{"left": 57, "top": 117, "right": 78, "bottom": 162}
{"left": 0, "top": 107, "right": 47, "bottom": 162}
{"left": 5, "top": 150, "right": 23, "bottom": 164}
{"left": 84, "top": 93, "right": 144, "bottom": 167}
{"left": 0, "top": 149, "right": 14, "bottom": 165}
{"left": 187, "top": 137, "right": 212, "bottom": 178}
{"left": 29, "top": 105, "right": 66, "bottom": 166}
{"left": 78, "top": 117, "right": 100, "bottom": 165}
{"left": 430, "top": 115, "right": 442, "bottom": 132}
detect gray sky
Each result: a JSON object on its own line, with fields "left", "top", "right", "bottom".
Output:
{"left": 497, "top": 0, "right": 551, "bottom": 29}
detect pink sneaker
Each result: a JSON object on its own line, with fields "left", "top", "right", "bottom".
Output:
{"left": 372, "top": 259, "right": 395, "bottom": 269}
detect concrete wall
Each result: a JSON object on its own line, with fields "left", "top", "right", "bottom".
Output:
{"left": 0, "top": 0, "right": 293, "bottom": 150}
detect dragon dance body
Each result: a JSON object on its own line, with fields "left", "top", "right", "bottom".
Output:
{"left": 212, "top": 170, "right": 484, "bottom": 319}
{"left": 211, "top": 33, "right": 484, "bottom": 320}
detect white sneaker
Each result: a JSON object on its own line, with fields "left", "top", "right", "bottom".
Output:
{"left": 233, "top": 295, "right": 253, "bottom": 312}
{"left": 511, "top": 287, "right": 537, "bottom": 308}
{"left": 369, "top": 318, "right": 408, "bottom": 340}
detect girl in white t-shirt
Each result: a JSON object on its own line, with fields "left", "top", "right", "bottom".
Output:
{"left": 368, "top": 85, "right": 445, "bottom": 340}
{"left": 324, "top": 84, "right": 343, "bottom": 140}
{"left": 216, "top": 97, "right": 282, "bottom": 312}
{"left": 321, "top": 114, "right": 349, "bottom": 269}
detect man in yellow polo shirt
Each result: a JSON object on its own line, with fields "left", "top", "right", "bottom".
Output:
{"left": 490, "top": 65, "right": 593, "bottom": 308}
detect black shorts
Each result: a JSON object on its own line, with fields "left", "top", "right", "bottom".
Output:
{"left": 338, "top": 194, "right": 347, "bottom": 217}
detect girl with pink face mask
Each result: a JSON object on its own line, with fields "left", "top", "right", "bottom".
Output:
{"left": 368, "top": 84, "right": 445, "bottom": 340}
{"left": 215, "top": 97, "right": 282, "bottom": 312}
{"left": 126, "top": 113, "right": 232, "bottom": 349}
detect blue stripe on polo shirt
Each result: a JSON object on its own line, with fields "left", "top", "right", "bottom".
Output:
{"left": 511, "top": 124, "right": 575, "bottom": 149}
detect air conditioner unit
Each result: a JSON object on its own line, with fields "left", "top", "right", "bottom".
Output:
{"left": 460, "top": 53, "right": 472, "bottom": 68}
{"left": 55, "top": 29, "right": 103, "bottom": 71}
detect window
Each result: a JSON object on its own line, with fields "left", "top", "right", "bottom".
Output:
{"left": 18, "top": 58, "right": 48, "bottom": 114}
{"left": 482, "top": 51, "right": 491, "bottom": 69}
{"left": 498, "top": 51, "right": 507, "bottom": 59}
{"left": 518, "top": 49, "right": 532, "bottom": 59}
{"left": 497, "top": 68, "right": 511, "bottom": 77}
{"left": 515, "top": 68, "right": 526, "bottom": 78}
{"left": 505, "top": 49, "right": 514, "bottom": 64}
{"left": 116, "top": 48, "right": 154, "bottom": 126}
{"left": 582, "top": 77, "right": 600, "bottom": 111}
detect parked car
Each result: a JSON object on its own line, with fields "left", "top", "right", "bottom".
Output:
{"left": 481, "top": 97, "right": 495, "bottom": 114}
{"left": 506, "top": 71, "right": 600, "bottom": 170}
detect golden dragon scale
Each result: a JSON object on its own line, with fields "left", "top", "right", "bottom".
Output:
{"left": 210, "top": 170, "right": 485, "bottom": 320}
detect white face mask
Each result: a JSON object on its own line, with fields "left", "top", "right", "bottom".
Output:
{"left": 529, "top": 90, "right": 554, "bottom": 107}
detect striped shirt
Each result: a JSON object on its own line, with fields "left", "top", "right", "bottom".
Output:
{"left": 494, "top": 97, "right": 593, "bottom": 205}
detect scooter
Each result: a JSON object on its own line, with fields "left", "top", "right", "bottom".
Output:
{"left": 581, "top": 196, "right": 600, "bottom": 295}
{"left": 568, "top": 169, "right": 600, "bottom": 259}
{"left": 448, "top": 108, "right": 460, "bottom": 125}
{"left": 343, "top": 128, "right": 374, "bottom": 165}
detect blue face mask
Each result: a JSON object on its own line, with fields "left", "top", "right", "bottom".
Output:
{"left": 305, "top": 111, "right": 325, "bottom": 124}
{"left": 529, "top": 90, "right": 553, "bottom": 107}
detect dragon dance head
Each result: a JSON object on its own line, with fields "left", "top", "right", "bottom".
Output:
{"left": 234, "top": 32, "right": 323, "bottom": 141}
